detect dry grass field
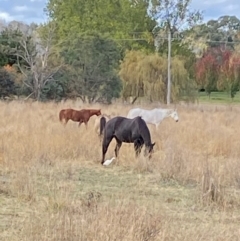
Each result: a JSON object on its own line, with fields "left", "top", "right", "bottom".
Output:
{"left": 0, "top": 100, "right": 240, "bottom": 241}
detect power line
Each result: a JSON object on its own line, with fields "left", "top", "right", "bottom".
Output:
{"left": 1, "top": 37, "right": 240, "bottom": 44}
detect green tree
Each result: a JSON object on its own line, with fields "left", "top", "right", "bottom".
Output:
{"left": 45, "top": 0, "right": 157, "bottom": 52}
{"left": 158, "top": 39, "right": 196, "bottom": 80}
{"left": 119, "top": 50, "right": 189, "bottom": 103}
{"left": 0, "top": 68, "right": 16, "bottom": 97}
{"left": 0, "top": 29, "right": 29, "bottom": 67}
{"left": 61, "top": 32, "right": 122, "bottom": 103}
{"left": 182, "top": 16, "right": 240, "bottom": 58}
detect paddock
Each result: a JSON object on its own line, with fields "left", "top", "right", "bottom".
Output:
{"left": 0, "top": 100, "right": 240, "bottom": 240}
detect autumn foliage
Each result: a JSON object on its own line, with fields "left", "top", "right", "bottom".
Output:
{"left": 196, "top": 48, "right": 219, "bottom": 89}
{"left": 196, "top": 46, "right": 240, "bottom": 97}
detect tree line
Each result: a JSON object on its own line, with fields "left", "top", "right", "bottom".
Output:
{"left": 0, "top": 0, "right": 240, "bottom": 103}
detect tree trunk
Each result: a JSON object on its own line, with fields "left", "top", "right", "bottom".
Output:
{"left": 36, "top": 88, "right": 41, "bottom": 101}
{"left": 167, "top": 30, "right": 171, "bottom": 105}
{"left": 131, "top": 96, "right": 138, "bottom": 104}
{"left": 78, "top": 96, "right": 86, "bottom": 103}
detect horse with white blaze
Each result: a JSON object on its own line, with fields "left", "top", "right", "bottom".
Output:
{"left": 126, "top": 108, "right": 179, "bottom": 129}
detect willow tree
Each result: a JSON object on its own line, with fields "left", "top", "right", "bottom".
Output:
{"left": 119, "top": 50, "right": 146, "bottom": 103}
{"left": 119, "top": 50, "right": 189, "bottom": 103}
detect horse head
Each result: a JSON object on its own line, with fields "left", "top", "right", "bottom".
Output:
{"left": 170, "top": 109, "right": 179, "bottom": 122}
{"left": 96, "top": 109, "right": 102, "bottom": 116}
{"left": 144, "top": 142, "right": 155, "bottom": 158}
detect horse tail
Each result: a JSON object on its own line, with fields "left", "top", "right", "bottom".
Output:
{"left": 59, "top": 110, "right": 64, "bottom": 122}
{"left": 100, "top": 116, "right": 107, "bottom": 136}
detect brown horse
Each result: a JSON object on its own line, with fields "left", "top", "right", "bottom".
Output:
{"left": 59, "top": 108, "right": 101, "bottom": 128}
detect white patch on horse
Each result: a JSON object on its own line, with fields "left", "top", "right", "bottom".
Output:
{"left": 126, "top": 108, "right": 179, "bottom": 129}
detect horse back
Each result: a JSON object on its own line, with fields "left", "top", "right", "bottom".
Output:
{"left": 104, "top": 116, "right": 124, "bottom": 134}
{"left": 138, "top": 108, "right": 163, "bottom": 123}
{"left": 105, "top": 116, "right": 143, "bottom": 139}
{"left": 127, "top": 108, "right": 142, "bottom": 119}
{"left": 72, "top": 109, "right": 86, "bottom": 121}
{"left": 59, "top": 109, "right": 72, "bottom": 120}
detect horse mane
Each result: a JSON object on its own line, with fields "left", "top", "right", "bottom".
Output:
{"left": 89, "top": 109, "right": 100, "bottom": 113}
{"left": 156, "top": 108, "right": 174, "bottom": 115}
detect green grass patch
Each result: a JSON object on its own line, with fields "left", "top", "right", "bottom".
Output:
{"left": 198, "top": 91, "right": 240, "bottom": 104}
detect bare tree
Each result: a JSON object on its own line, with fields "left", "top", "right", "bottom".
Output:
{"left": 150, "top": 0, "right": 203, "bottom": 105}
{"left": 14, "top": 22, "right": 63, "bottom": 100}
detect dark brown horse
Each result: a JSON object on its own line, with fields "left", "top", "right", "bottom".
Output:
{"left": 59, "top": 108, "right": 101, "bottom": 128}
{"left": 101, "top": 116, "right": 155, "bottom": 165}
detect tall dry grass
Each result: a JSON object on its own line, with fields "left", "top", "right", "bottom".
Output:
{"left": 1, "top": 100, "right": 240, "bottom": 240}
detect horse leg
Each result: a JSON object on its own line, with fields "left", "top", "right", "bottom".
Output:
{"left": 101, "top": 136, "right": 114, "bottom": 165}
{"left": 134, "top": 142, "right": 141, "bottom": 157}
{"left": 63, "top": 119, "right": 68, "bottom": 126}
{"left": 84, "top": 117, "right": 90, "bottom": 129}
{"left": 134, "top": 139, "right": 143, "bottom": 157}
{"left": 78, "top": 120, "right": 83, "bottom": 127}
{"left": 114, "top": 139, "right": 122, "bottom": 158}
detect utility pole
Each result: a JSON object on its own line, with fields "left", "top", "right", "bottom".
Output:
{"left": 167, "top": 29, "right": 171, "bottom": 105}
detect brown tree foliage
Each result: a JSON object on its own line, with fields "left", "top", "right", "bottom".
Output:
{"left": 196, "top": 46, "right": 240, "bottom": 98}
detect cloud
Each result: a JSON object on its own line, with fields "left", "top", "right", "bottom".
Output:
{"left": 13, "top": 5, "right": 30, "bottom": 12}
{"left": 4, "top": 1, "right": 47, "bottom": 24}
{"left": 225, "top": 4, "right": 239, "bottom": 12}
{"left": 0, "top": 11, "right": 13, "bottom": 22}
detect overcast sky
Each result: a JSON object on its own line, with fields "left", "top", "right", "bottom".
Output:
{"left": 0, "top": 0, "right": 239, "bottom": 25}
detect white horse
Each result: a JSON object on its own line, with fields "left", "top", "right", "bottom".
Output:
{"left": 126, "top": 108, "right": 179, "bottom": 129}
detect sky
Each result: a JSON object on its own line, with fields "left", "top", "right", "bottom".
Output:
{"left": 0, "top": 0, "right": 239, "bottom": 25}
